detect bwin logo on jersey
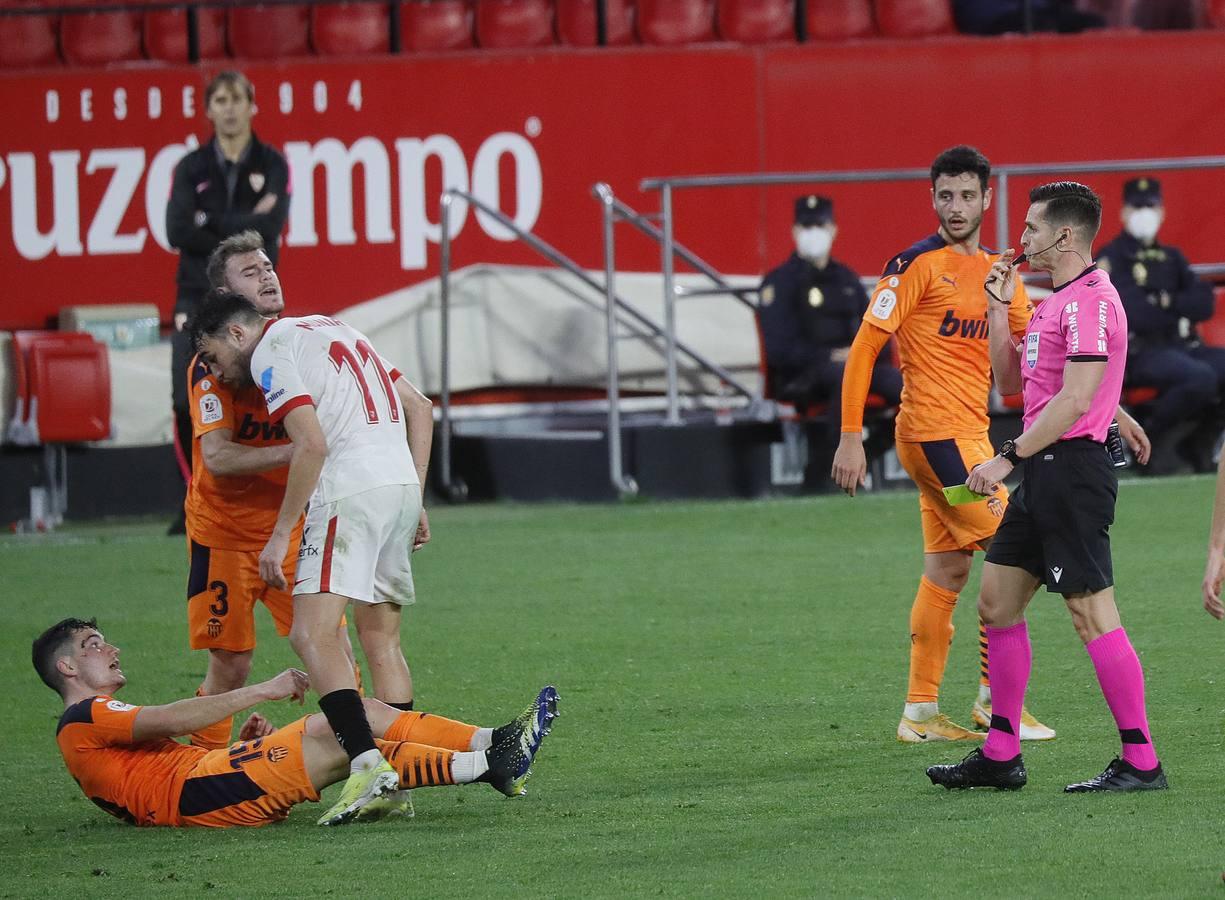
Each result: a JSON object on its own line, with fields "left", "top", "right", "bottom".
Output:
{"left": 260, "top": 367, "right": 274, "bottom": 392}
{"left": 937, "top": 309, "right": 988, "bottom": 340}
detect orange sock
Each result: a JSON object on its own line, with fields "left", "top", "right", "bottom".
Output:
{"left": 906, "top": 576, "right": 960, "bottom": 703}
{"left": 375, "top": 739, "right": 455, "bottom": 787}
{"left": 384, "top": 711, "right": 478, "bottom": 751}
{"left": 978, "top": 619, "right": 990, "bottom": 688}
{"left": 189, "top": 687, "right": 233, "bottom": 750}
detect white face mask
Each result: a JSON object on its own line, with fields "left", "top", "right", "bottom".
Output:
{"left": 1125, "top": 207, "right": 1162, "bottom": 243}
{"left": 796, "top": 225, "right": 834, "bottom": 260}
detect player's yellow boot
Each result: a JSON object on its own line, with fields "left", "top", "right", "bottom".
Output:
{"left": 897, "top": 713, "right": 986, "bottom": 743}
{"left": 317, "top": 758, "right": 400, "bottom": 826}
{"left": 354, "top": 789, "right": 414, "bottom": 822}
{"left": 971, "top": 698, "right": 1056, "bottom": 741}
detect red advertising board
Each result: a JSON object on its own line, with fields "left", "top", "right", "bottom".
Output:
{"left": 2, "top": 30, "right": 1223, "bottom": 330}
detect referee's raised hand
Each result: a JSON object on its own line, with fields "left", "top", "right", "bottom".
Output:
{"left": 985, "top": 249, "right": 1018, "bottom": 306}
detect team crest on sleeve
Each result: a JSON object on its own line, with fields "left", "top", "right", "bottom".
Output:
{"left": 199, "top": 393, "right": 223, "bottom": 425}
{"left": 260, "top": 367, "right": 274, "bottom": 392}
{"left": 870, "top": 288, "right": 898, "bottom": 320}
{"left": 1026, "top": 332, "right": 1040, "bottom": 369}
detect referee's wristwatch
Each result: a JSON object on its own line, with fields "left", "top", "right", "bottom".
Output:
{"left": 998, "top": 440, "right": 1021, "bottom": 465}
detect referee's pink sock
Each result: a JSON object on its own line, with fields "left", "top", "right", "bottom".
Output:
{"left": 982, "top": 620, "right": 1031, "bottom": 762}
{"left": 1086, "top": 627, "right": 1159, "bottom": 771}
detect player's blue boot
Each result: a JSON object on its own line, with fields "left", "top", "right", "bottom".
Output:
{"left": 482, "top": 685, "right": 560, "bottom": 797}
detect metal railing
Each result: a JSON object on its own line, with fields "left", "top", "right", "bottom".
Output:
{"left": 438, "top": 188, "right": 751, "bottom": 500}
{"left": 641, "top": 154, "right": 1225, "bottom": 421}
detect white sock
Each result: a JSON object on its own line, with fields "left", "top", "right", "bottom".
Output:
{"left": 977, "top": 684, "right": 992, "bottom": 705}
{"left": 450, "top": 750, "right": 489, "bottom": 783}
{"left": 350, "top": 748, "right": 384, "bottom": 774}
{"left": 904, "top": 701, "right": 938, "bottom": 721}
{"left": 469, "top": 727, "right": 493, "bottom": 751}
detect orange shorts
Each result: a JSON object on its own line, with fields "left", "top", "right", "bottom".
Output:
{"left": 895, "top": 436, "right": 1008, "bottom": 553}
{"left": 187, "top": 538, "right": 299, "bottom": 652}
{"left": 176, "top": 717, "right": 319, "bottom": 827}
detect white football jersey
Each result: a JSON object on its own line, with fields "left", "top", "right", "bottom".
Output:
{"left": 250, "top": 315, "right": 417, "bottom": 504}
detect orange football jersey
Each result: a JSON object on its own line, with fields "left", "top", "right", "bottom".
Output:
{"left": 864, "top": 235, "right": 1032, "bottom": 442}
{"left": 56, "top": 695, "right": 204, "bottom": 827}
{"left": 185, "top": 355, "right": 299, "bottom": 551}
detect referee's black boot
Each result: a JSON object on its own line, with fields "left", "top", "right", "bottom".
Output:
{"left": 1064, "top": 757, "right": 1168, "bottom": 793}
{"left": 927, "top": 747, "right": 1027, "bottom": 791}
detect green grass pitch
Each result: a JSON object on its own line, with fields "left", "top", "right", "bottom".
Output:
{"left": 2, "top": 476, "right": 1224, "bottom": 898}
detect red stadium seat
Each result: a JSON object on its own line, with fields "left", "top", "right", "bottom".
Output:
{"left": 874, "top": 0, "right": 954, "bottom": 37}
{"left": 636, "top": 0, "right": 715, "bottom": 44}
{"left": 400, "top": 0, "right": 474, "bottom": 50}
{"left": 313, "top": 2, "right": 390, "bottom": 55}
{"left": 0, "top": 6, "right": 59, "bottom": 68}
{"left": 228, "top": 4, "right": 311, "bottom": 58}
{"left": 717, "top": 0, "right": 793, "bottom": 42}
{"left": 144, "top": 6, "right": 226, "bottom": 62}
{"left": 7, "top": 331, "right": 106, "bottom": 445}
{"left": 1198, "top": 286, "right": 1225, "bottom": 347}
{"left": 60, "top": 10, "right": 143, "bottom": 66}
{"left": 556, "top": 0, "right": 635, "bottom": 45}
{"left": 475, "top": 0, "right": 555, "bottom": 48}
{"left": 807, "top": 0, "right": 874, "bottom": 39}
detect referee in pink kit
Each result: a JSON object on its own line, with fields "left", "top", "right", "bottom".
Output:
{"left": 926, "top": 181, "right": 1166, "bottom": 793}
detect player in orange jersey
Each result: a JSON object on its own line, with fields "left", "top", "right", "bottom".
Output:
{"left": 35, "top": 617, "right": 558, "bottom": 828}
{"left": 833, "top": 146, "right": 1148, "bottom": 743}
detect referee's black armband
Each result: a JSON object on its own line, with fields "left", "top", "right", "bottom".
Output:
{"left": 1066, "top": 354, "right": 1109, "bottom": 362}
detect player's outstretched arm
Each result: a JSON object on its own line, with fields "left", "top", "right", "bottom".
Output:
{"left": 260, "top": 406, "right": 327, "bottom": 590}
{"left": 131, "top": 669, "right": 309, "bottom": 741}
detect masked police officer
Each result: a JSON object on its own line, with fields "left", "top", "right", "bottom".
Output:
{"left": 1098, "top": 177, "right": 1222, "bottom": 472}
{"left": 758, "top": 195, "right": 901, "bottom": 413}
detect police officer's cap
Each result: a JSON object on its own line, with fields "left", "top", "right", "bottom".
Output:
{"left": 1123, "top": 177, "right": 1162, "bottom": 207}
{"left": 794, "top": 195, "right": 834, "bottom": 226}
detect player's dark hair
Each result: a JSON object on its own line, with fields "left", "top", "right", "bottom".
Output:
{"left": 205, "top": 70, "right": 255, "bottom": 105}
{"left": 206, "top": 230, "right": 266, "bottom": 289}
{"left": 189, "top": 289, "right": 264, "bottom": 350}
{"left": 33, "top": 618, "right": 98, "bottom": 696}
{"left": 1029, "top": 181, "right": 1102, "bottom": 239}
{"left": 930, "top": 145, "right": 991, "bottom": 191}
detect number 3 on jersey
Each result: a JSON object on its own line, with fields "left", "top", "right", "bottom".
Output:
{"left": 328, "top": 339, "right": 400, "bottom": 425}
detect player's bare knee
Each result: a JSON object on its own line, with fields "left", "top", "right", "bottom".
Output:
{"left": 208, "top": 649, "right": 252, "bottom": 690}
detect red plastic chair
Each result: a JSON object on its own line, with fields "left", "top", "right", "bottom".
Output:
{"left": 399, "top": 0, "right": 474, "bottom": 50}
{"left": 717, "top": 0, "right": 793, "bottom": 42}
{"left": 144, "top": 6, "right": 226, "bottom": 62}
{"left": 28, "top": 338, "right": 111, "bottom": 443}
{"left": 313, "top": 2, "right": 390, "bottom": 55}
{"left": 475, "top": 0, "right": 555, "bottom": 47}
{"left": 636, "top": 0, "right": 715, "bottom": 44}
{"left": 874, "top": 0, "right": 953, "bottom": 37}
{"left": 1198, "top": 286, "right": 1225, "bottom": 347}
{"left": 60, "top": 9, "right": 143, "bottom": 65}
{"left": 7, "top": 331, "right": 103, "bottom": 445}
{"left": 807, "top": 0, "right": 874, "bottom": 38}
{"left": 228, "top": 4, "right": 311, "bottom": 58}
{"left": 556, "top": 0, "right": 635, "bottom": 45}
{"left": 0, "top": 6, "right": 59, "bottom": 68}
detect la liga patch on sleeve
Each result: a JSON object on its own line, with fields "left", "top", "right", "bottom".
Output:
{"left": 870, "top": 288, "right": 898, "bottom": 320}
{"left": 199, "top": 393, "right": 223, "bottom": 425}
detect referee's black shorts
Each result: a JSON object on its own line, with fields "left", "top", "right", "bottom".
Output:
{"left": 984, "top": 438, "right": 1117, "bottom": 594}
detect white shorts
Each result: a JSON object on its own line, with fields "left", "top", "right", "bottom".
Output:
{"left": 294, "top": 483, "right": 421, "bottom": 605}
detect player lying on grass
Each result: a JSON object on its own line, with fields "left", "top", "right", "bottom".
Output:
{"left": 34, "top": 618, "right": 559, "bottom": 827}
